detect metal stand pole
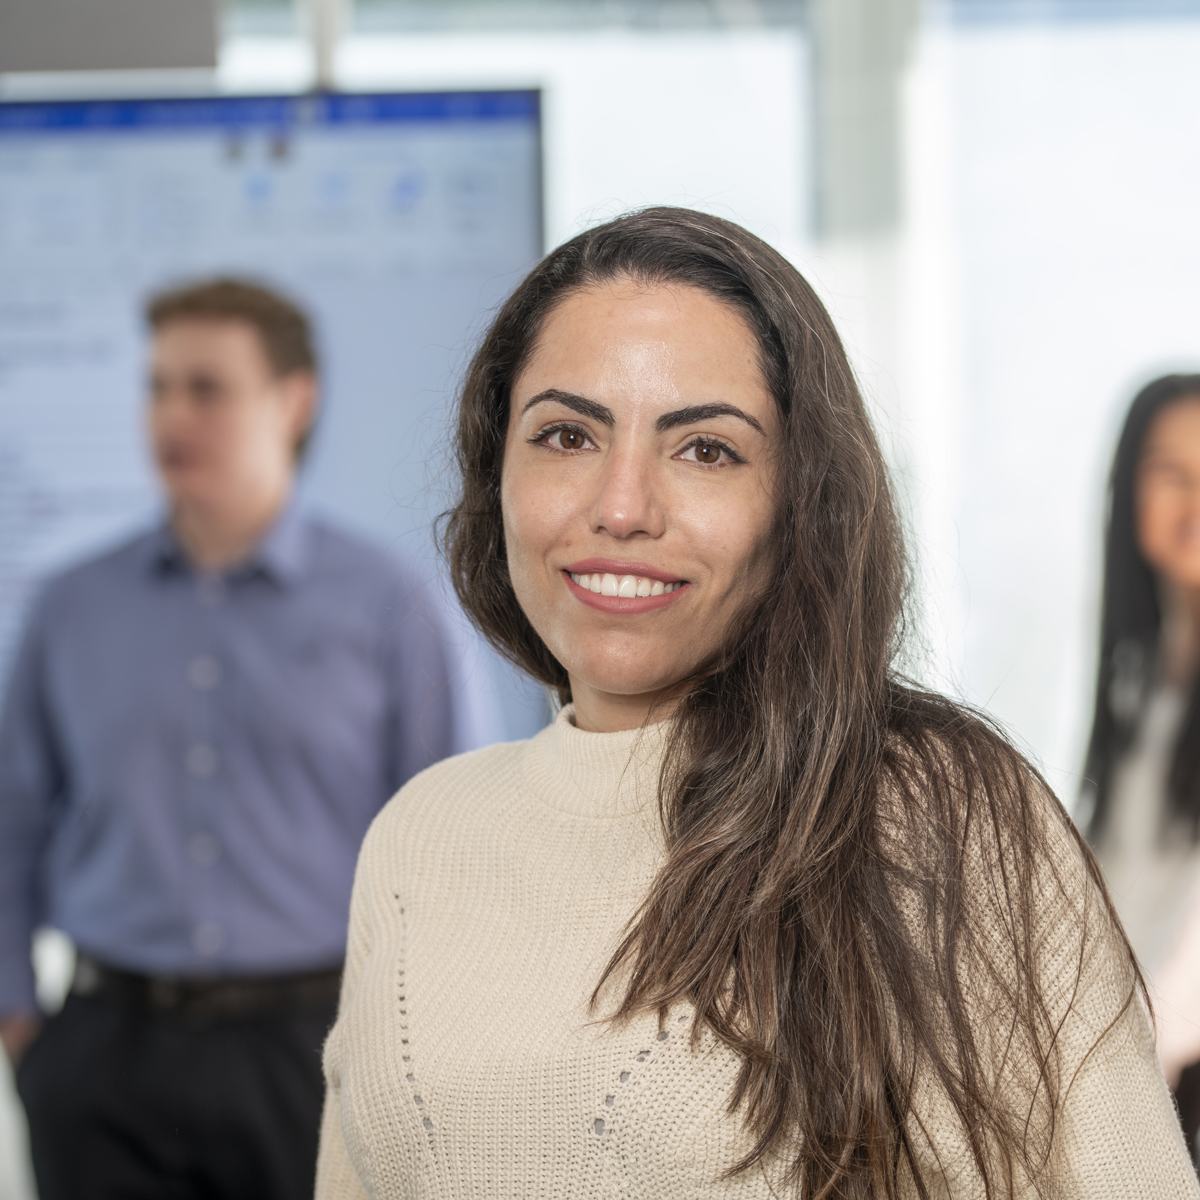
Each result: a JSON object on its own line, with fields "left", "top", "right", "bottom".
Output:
{"left": 297, "top": 0, "right": 345, "bottom": 92}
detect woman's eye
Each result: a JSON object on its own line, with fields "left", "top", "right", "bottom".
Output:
{"left": 679, "top": 439, "right": 739, "bottom": 466}
{"left": 533, "top": 425, "right": 591, "bottom": 452}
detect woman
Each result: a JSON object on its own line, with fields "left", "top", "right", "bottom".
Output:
{"left": 1080, "top": 373, "right": 1200, "bottom": 1122}
{"left": 316, "top": 210, "right": 1195, "bottom": 1198}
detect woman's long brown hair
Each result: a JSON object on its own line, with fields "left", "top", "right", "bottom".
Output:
{"left": 441, "top": 208, "right": 1141, "bottom": 1197}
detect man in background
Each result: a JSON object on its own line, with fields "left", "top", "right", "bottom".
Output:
{"left": 0, "top": 279, "right": 481, "bottom": 1199}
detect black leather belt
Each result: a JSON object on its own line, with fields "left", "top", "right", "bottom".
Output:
{"left": 71, "top": 953, "right": 342, "bottom": 1019}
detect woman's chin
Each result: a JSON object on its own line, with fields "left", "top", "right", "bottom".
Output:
{"left": 1156, "top": 563, "right": 1200, "bottom": 595}
{"left": 568, "top": 666, "right": 691, "bottom": 708}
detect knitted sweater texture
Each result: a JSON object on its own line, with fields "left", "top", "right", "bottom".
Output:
{"left": 316, "top": 707, "right": 1200, "bottom": 1199}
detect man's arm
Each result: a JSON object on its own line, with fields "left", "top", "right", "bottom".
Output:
{"left": 381, "top": 572, "right": 503, "bottom": 794}
{"left": 0, "top": 598, "right": 64, "bottom": 1061}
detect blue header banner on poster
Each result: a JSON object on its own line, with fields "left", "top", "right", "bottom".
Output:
{"left": 0, "top": 90, "right": 540, "bottom": 135}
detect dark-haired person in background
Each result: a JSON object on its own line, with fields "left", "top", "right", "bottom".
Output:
{"left": 1081, "top": 372, "right": 1200, "bottom": 1154}
{"left": 0, "top": 279, "right": 489, "bottom": 1200}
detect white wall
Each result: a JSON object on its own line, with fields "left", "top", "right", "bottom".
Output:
{"left": 4, "top": 10, "right": 1199, "bottom": 1191}
{"left": 12, "top": 17, "right": 1196, "bottom": 816}
{"left": 902, "top": 16, "right": 1200, "bottom": 795}
{"left": 217, "top": 15, "right": 1200, "bottom": 808}
{"left": 0, "top": 33, "right": 813, "bottom": 1196}
{"left": 221, "top": 28, "right": 812, "bottom": 257}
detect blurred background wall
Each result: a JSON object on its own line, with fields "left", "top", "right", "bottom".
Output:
{"left": 896, "top": 0, "right": 1200, "bottom": 798}
{"left": 2, "top": 1, "right": 1200, "bottom": 1195}
{"left": 193, "top": 0, "right": 1200, "bottom": 809}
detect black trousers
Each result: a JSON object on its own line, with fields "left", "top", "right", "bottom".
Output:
{"left": 16, "top": 992, "right": 336, "bottom": 1200}
{"left": 1177, "top": 1059, "right": 1200, "bottom": 1169}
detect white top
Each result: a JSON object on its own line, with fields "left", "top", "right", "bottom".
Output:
{"left": 316, "top": 706, "right": 1199, "bottom": 1198}
{"left": 1103, "top": 687, "right": 1200, "bottom": 1081}
{"left": 1098, "top": 686, "right": 1200, "bottom": 971}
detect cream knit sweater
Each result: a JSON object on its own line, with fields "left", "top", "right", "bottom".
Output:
{"left": 316, "top": 708, "right": 1200, "bottom": 1199}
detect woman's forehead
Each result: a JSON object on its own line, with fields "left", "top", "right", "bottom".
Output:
{"left": 1142, "top": 396, "right": 1200, "bottom": 456}
{"left": 516, "top": 282, "right": 769, "bottom": 413}
{"left": 536, "top": 278, "right": 749, "bottom": 340}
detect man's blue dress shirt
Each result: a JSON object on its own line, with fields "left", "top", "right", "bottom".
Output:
{"left": 0, "top": 505, "right": 481, "bottom": 1016}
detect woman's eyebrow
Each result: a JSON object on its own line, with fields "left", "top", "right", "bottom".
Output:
{"left": 655, "top": 403, "right": 765, "bottom": 435}
{"left": 520, "top": 391, "right": 765, "bottom": 437}
{"left": 521, "top": 389, "right": 614, "bottom": 426}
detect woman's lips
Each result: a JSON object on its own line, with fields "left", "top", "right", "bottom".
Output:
{"left": 563, "top": 571, "right": 690, "bottom": 613}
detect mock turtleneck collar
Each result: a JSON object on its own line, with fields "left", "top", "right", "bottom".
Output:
{"left": 522, "top": 704, "right": 671, "bottom": 819}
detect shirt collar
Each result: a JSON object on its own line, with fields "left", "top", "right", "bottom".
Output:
{"left": 250, "top": 501, "right": 309, "bottom": 585}
{"left": 144, "top": 500, "right": 311, "bottom": 588}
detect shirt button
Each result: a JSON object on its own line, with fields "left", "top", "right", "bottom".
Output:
{"left": 185, "top": 744, "right": 219, "bottom": 778}
{"left": 187, "top": 656, "right": 222, "bottom": 690}
{"left": 192, "top": 922, "right": 223, "bottom": 955}
{"left": 189, "top": 833, "right": 220, "bottom": 866}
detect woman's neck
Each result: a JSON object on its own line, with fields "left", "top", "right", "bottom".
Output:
{"left": 1159, "top": 581, "right": 1200, "bottom": 688}
{"left": 568, "top": 678, "right": 684, "bottom": 733}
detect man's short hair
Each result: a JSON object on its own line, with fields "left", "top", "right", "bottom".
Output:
{"left": 146, "top": 277, "right": 319, "bottom": 459}
{"left": 146, "top": 277, "right": 318, "bottom": 379}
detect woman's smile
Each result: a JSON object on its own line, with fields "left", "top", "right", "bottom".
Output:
{"left": 563, "top": 564, "right": 690, "bottom": 613}
{"left": 568, "top": 572, "right": 685, "bottom": 597}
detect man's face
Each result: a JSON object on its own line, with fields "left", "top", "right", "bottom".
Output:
{"left": 147, "top": 318, "right": 314, "bottom": 513}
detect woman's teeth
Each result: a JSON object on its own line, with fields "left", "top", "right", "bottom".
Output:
{"left": 569, "top": 572, "right": 682, "bottom": 597}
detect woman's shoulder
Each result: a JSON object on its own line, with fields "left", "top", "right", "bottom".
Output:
{"left": 383, "top": 736, "right": 531, "bottom": 825}
{"left": 877, "top": 701, "right": 1100, "bottom": 931}
{"left": 880, "top": 696, "right": 1074, "bottom": 840}
{"left": 880, "top": 700, "right": 1126, "bottom": 990}
{"left": 355, "top": 730, "right": 550, "bottom": 873}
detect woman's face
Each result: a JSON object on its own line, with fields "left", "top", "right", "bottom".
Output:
{"left": 501, "top": 278, "right": 780, "bottom": 732}
{"left": 1137, "top": 396, "right": 1200, "bottom": 592}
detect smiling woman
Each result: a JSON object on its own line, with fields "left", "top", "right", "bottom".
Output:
{"left": 314, "top": 210, "right": 1199, "bottom": 1199}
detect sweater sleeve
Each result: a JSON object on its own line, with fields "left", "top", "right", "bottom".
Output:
{"left": 1054, "top": 968, "right": 1197, "bottom": 1196}
{"left": 315, "top": 827, "right": 375, "bottom": 1200}
{"left": 901, "top": 778, "right": 1200, "bottom": 1198}
{"left": 315, "top": 1088, "right": 369, "bottom": 1200}
{"left": 1035, "top": 814, "right": 1198, "bottom": 1197}
{"left": 1147, "top": 875, "right": 1200, "bottom": 1086}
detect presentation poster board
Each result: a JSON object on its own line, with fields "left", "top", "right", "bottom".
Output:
{"left": 0, "top": 90, "right": 544, "bottom": 732}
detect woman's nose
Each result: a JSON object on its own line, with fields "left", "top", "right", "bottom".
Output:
{"left": 587, "top": 448, "right": 665, "bottom": 539}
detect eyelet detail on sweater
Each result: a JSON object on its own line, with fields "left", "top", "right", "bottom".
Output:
{"left": 593, "top": 1020, "right": 679, "bottom": 1140}
{"left": 395, "top": 905, "right": 436, "bottom": 1146}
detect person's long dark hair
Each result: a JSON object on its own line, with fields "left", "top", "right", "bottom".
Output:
{"left": 1082, "top": 373, "right": 1200, "bottom": 840}
{"left": 442, "top": 208, "right": 1139, "bottom": 1197}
